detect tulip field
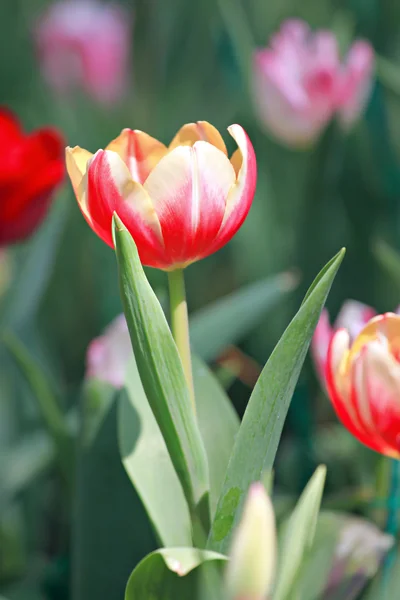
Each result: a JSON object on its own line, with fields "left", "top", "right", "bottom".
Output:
{"left": 3, "top": 0, "right": 400, "bottom": 599}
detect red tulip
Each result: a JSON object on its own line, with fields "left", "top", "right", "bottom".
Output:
{"left": 326, "top": 313, "right": 400, "bottom": 459}
{"left": 0, "top": 109, "right": 65, "bottom": 245}
{"left": 65, "top": 121, "right": 257, "bottom": 269}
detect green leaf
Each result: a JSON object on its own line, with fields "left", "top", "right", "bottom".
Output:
{"left": 73, "top": 387, "right": 156, "bottom": 600}
{"left": 119, "top": 356, "right": 192, "bottom": 547}
{"left": 190, "top": 272, "right": 297, "bottom": 363}
{"left": 0, "top": 194, "right": 69, "bottom": 330}
{"left": 287, "top": 511, "right": 341, "bottom": 600}
{"left": 119, "top": 354, "right": 239, "bottom": 546}
{"left": 207, "top": 249, "right": 345, "bottom": 553}
{"left": 125, "top": 547, "right": 227, "bottom": 600}
{"left": 193, "top": 356, "right": 239, "bottom": 517}
{"left": 113, "top": 215, "right": 209, "bottom": 509}
{"left": 273, "top": 466, "right": 327, "bottom": 600}
{"left": 2, "top": 333, "right": 73, "bottom": 487}
{"left": 113, "top": 215, "right": 209, "bottom": 511}
{"left": 373, "top": 238, "right": 400, "bottom": 293}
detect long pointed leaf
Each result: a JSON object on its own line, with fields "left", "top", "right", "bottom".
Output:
{"left": 274, "top": 465, "right": 327, "bottom": 600}
{"left": 207, "top": 249, "right": 345, "bottom": 553}
{"left": 113, "top": 215, "right": 209, "bottom": 510}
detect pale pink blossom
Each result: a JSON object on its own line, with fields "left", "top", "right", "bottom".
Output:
{"left": 253, "top": 20, "right": 374, "bottom": 146}
{"left": 86, "top": 314, "right": 131, "bottom": 388}
{"left": 35, "top": 0, "right": 131, "bottom": 105}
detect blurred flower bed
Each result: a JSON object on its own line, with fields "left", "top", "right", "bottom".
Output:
{"left": 2, "top": 0, "right": 400, "bottom": 598}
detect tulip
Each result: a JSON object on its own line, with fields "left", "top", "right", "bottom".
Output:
{"left": 225, "top": 483, "right": 276, "bottom": 600}
{"left": 0, "top": 109, "right": 64, "bottom": 246}
{"left": 65, "top": 121, "right": 257, "bottom": 269}
{"left": 86, "top": 314, "right": 131, "bottom": 388}
{"left": 311, "top": 300, "right": 376, "bottom": 383}
{"left": 253, "top": 19, "right": 374, "bottom": 147}
{"left": 326, "top": 312, "right": 400, "bottom": 459}
{"left": 35, "top": 0, "right": 131, "bottom": 105}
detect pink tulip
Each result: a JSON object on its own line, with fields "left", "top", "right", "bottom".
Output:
{"left": 86, "top": 314, "right": 131, "bottom": 388}
{"left": 253, "top": 20, "right": 374, "bottom": 146}
{"left": 35, "top": 0, "right": 131, "bottom": 105}
{"left": 311, "top": 300, "right": 376, "bottom": 384}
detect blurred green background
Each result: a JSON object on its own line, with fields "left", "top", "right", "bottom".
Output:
{"left": 2, "top": 0, "right": 400, "bottom": 598}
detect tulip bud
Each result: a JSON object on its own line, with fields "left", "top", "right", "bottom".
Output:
{"left": 225, "top": 483, "right": 276, "bottom": 600}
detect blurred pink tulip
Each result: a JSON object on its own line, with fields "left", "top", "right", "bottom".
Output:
{"left": 253, "top": 20, "right": 374, "bottom": 146}
{"left": 86, "top": 314, "right": 131, "bottom": 388}
{"left": 35, "top": 0, "right": 131, "bottom": 105}
{"left": 311, "top": 300, "right": 376, "bottom": 384}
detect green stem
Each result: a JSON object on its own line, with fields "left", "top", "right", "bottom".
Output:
{"left": 168, "top": 269, "right": 196, "bottom": 412}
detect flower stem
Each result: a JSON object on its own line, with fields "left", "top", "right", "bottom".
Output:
{"left": 168, "top": 268, "right": 196, "bottom": 413}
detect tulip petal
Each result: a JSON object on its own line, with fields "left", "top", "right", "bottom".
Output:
{"left": 334, "top": 300, "right": 376, "bottom": 341}
{"left": 347, "top": 313, "right": 400, "bottom": 364}
{"left": 66, "top": 146, "right": 93, "bottom": 199}
{"left": 168, "top": 121, "right": 228, "bottom": 155}
{"left": 144, "top": 142, "right": 235, "bottom": 266}
{"left": 106, "top": 129, "right": 167, "bottom": 184}
{"left": 358, "top": 342, "right": 400, "bottom": 458}
{"left": 311, "top": 309, "right": 333, "bottom": 383}
{"left": 85, "top": 150, "right": 166, "bottom": 266}
{"left": 349, "top": 345, "right": 396, "bottom": 456}
{"left": 209, "top": 124, "right": 257, "bottom": 254}
{"left": 326, "top": 330, "right": 381, "bottom": 453}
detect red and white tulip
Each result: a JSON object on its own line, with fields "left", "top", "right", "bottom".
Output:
{"left": 66, "top": 121, "right": 257, "bottom": 269}
{"left": 326, "top": 313, "right": 400, "bottom": 459}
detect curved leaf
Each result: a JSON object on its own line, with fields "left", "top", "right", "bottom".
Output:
{"left": 274, "top": 465, "right": 326, "bottom": 600}
{"left": 119, "top": 354, "right": 239, "bottom": 545}
{"left": 113, "top": 215, "right": 209, "bottom": 510}
{"left": 125, "top": 548, "right": 227, "bottom": 600}
{"left": 207, "top": 249, "right": 345, "bottom": 553}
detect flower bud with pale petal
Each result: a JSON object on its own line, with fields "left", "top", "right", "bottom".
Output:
{"left": 225, "top": 483, "right": 276, "bottom": 600}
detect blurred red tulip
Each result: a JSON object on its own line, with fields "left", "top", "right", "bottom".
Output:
{"left": 326, "top": 313, "right": 400, "bottom": 459}
{"left": 66, "top": 121, "right": 257, "bottom": 270}
{"left": 35, "top": 0, "right": 131, "bottom": 105}
{"left": 253, "top": 20, "right": 374, "bottom": 147}
{"left": 0, "top": 109, "right": 64, "bottom": 246}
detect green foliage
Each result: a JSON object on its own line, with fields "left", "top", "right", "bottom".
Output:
{"left": 208, "top": 250, "right": 344, "bottom": 553}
